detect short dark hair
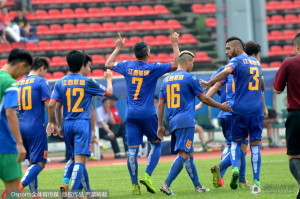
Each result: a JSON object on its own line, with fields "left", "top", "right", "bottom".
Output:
{"left": 109, "top": 95, "right": 118, "bottom": 101}
{"left": 7, "top": 48, "right": 33, "bottom": 67}
{"left": 102, "top": 97, "right": 110, "bottom": 104}
{"left": 226, "top": 36, "right": 244, "bottom": 50}
{"left": 178, "top": 50, "right": 194, "bottom": 64}
{"left": 294, "top": 33, "right": 300, "bottom": 46}
{"left": 31, "top": 57, "right": 49, "bottom": 71}
{"left": 154, "top": 95, "right": 158, "bottom": 100}
{"left": 245, "top": 41, "right": 261, "bottom": 56}
{"left": 66, "top": 50, "right": 92, "bottom": 73}
{"left": 133, "top": 41, "right": 149, "bottom": 59}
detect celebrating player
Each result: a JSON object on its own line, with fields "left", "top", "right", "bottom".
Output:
{"left": 105, "top": 31, "right": 179, "bottom": 195}
{"left": 157, "top": 50, "right": 232, "bottom": 195}
{"left": 47, "top": 50, "right": 113, "bottom": 198}
{"left": 18, "top": 57, "right": 50, "bottom": 199}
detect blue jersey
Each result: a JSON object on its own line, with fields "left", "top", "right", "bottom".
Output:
{"left": 210, "top": 66, "right": 226, "bottom": 118}
{"left": 113, "top": 60, "right": 171, "bottom": 118}
{"left": 159, "top": 70, "right": 204, "bottom": 132}
{"left": 18, "top": 75, "right": 50, "bottom": 138}
{"left": 226, "top": 54, "right": 263, "bottom": 115}
{"left": 51, "top": 74, "right": 106, "bottom": 120}
{"left": 222, "top": 74, "right": 235, "bottom": 116}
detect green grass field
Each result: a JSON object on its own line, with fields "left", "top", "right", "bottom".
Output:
{"left": 1, "top": 154, "right": 297, "bottom": 199}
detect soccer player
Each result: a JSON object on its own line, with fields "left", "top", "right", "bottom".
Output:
{"left": 0, "top": 48, "right": 32, "bottom": 195}
{"left": 46, "top": 50, "right": 113, "bottom": 198}
{"left": 18, "top": 57, "right": 50, "bottom": 198}
{"left": 201, "top": 37, "right": 264, "bottom": 194}
{"left": 273, "top": 33, "right": 300, "bottom": 199}
{"left": 157, "top": 50, "right": 232, "bottom": 195}
{"left": 105, "top": 32, "right": 179, "bottom": 194}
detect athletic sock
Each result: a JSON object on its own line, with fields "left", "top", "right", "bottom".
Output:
{"left": 230, "top": 141, "right": 242, "bottom": 168}
{"left": 127, "top": 148, "right": 139, "bottom": 184}
{"left": 239, "top": 150, "right": 247, "bottom": 182}
{"left": 70, "top": 163, "right": 84, "bottom": 192}
{"left": 21, "top": 164, "right": 43, "bottom": 187}
{"left": 185, "top": 157, "right": 201, "bottom": 187}
{"left": 81, "top": 165, "right": 91, "bottom": 192}
{"left": 146, "top": 142, "right": 161, "bottom": 175}
{"left": 289, "top": 158, "right": 300, "bottom": 185}
{"left": 62, "top": 159, "right": 74, "bottom": 185}
{"left": 28, "top": 177, "right": 38, "bottom": 194}
{"left": 165, "top": 156, "right": 186, "bottom": 187}
{"left": 219, "top": 151, "right": 232, "bottom": 178}
{"left": 250, "top": 145, "right": 261, "bottom": 181}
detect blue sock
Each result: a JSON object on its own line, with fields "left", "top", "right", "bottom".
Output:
{"left": 239, "top": 150, "right": 247, "bottom": 182}
{"left": 185, "top": 157, "right": 201, "bottom": 187}
{"left": 146, "top": 142, "right": 161, "bottom": 175}
{"left": 250, "top": 145, "right": 261, "bottom": 181}
{"left": 81, "top": 166, "right": 91, "bottom": 192}
{"left": 63, "top": 159, "right": 74, "bottom": 185}
{"left": 28, "top": 177, "right": 38, "bottom": 194}
{"left": 21, "top": 164, "right": 42, "bottom": 187}
{"left": 165, "top": 156, "right": 186, "bottom": 187}
{"left": 230, "top": 141, "right": 242, "bottom": 168}
{"left": 127, "top": 148, "right": 139, "bottom": 184}
{"left": 219, "top": 152, "right": 232, "bottom": 178}
{"left": 70, "top": 163, "right": 84, "bottom": 192}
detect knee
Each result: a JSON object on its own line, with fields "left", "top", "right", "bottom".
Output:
{"left": 37, "top": 162, "right": 45, "bottom": 169}
{"left": 178, "top": 150, "right": 189, "bottom": 160}
{"left": 250, "top": 140, "right": 261, "bottom": 145}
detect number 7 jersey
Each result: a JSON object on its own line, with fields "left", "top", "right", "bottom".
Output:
{"left": 51, "top": 74, "right": 107, "bottom": 120}
{"left": 226, "top": 54, "right": 263, "bottom": 115}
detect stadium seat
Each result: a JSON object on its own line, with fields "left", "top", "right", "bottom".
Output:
{"left": 12, "top": 42, "right": 24, "bottom": 49}
{"left": 281, "top": 1, "right": 297, "bottom": 10}
{"left": 154, "top": 20, "right": 168, "bottom": 30}
{"left": 128, "top": 6, "right": 140, "bottom": 16}
{"left": 269, "top": 61, "right": 282, "bottom": 68}
{"left": 179, "top": 34, "right": 198, "bottom": 44}
{"left": 269, "top": 45, "right": 283, "bottom": 56}
{"left": 63, "top": 24, "right": 77, "bottom": 34}
{"left": 52, "top": 56, "right": 66, "bottom": 67}
{"left": 75, "top": 8, "right": 88, "bottom": 18}
{"left": 37, "top": 25, "right": 50, "bottom": 35}
{"left": 156, "top": 35, "right": 171, "bottom": 45}
{"left": 76, "top": 23, "right": 90, "bottom": 33}
{"left": 88, "top": 8, "right": 101, "bottom": 17}
{"left": 266, "top": 1, "right": 281, "bottom": 10}
{"left": 89, "top": 23, "right": 102, "bottom": 32}
{"left": 154, "top": 4, "right": 170, "bottom": 14}
{"left": 34, "top": 10, "right": 48, "bottom": 20}
{"left": 128, "top": 21, "right": 140, "bottom": 31}
{"left": 38, "top": 41, "right": 51, "bottom": 51}
{"left": 101, "top": 7, "right": 114, "bottom": 17}
{"left": 91, "top": 55, "right": 105, "bottom": 65}
{"left": 284, "top": 14, "right": 298, "bottom": 24}
{"left": 204, "top": 3, "right": 216, "bottom": 13}
{"left": 50, "top": 24, "right": 63, "bottom": 34}
{"left": 143, "top": 36, "right": 156, "bottom": 46}
{"left": 284, "top": 30, "right": 296, "bottom": 40}
{"left": 205, "top": 18, "right": 216, "bottom": 27}
{"left": 25, "top": 42, "right": 38, "bottom": 51}
{"left": 270, "top": 15, "right": 285, "bottom": 25}
{"left": 167, "top": 19, "right": 184, "bottom": 29}
{"left": 268, "top": 30, "right": 284, "bottom": 41}
{"left": 51, "top": 40, "right": 64, "bottom": 51}
{"left": 141, "top": 20, "right": 155, "bottom": 30}
{"left": 102, "top": 22, "right": 117, "bottom": 32}
{"left": 90, "top": 39, "right": 102, "bottom": 48}
{"left": 62, "top": 8, "right": 75, "bottom": 18}
{"left": 140, "top": 5, "right": 155, "bottom": 15}
{"left": 64, "top": 40, "right": 76, "bottom": 50}
{"left": 91, "top": 69, "right": 104, "bottom": 77}
{"left": 45, "top": 72, "right": 53, "bottom": 80}
{"left": 115, "top": 22, "right": 129, "bottom": 31}
{"left": 53, "top": 71, "right": 65, "bottom": 79}
{"left": 157, "top": 53, "right": 171, "bottom": 62}
{"left": 194, "top": 52, "right": 212, "bottom": 62}
{"left": 102, "top": 38, "right": 115, "bottom": 48}
{"left": 261, "top": 63, "right": 269, "bottom": 68}
{"left": 77, "top": 39, "right": 90, "bottom": 49}
{"left": 191, "top": 4, "right": 204, "bottom": 13}
{"left": 283, "top": 45, "right": 294, "bottom": 55}
{"left": 112, "top": 71, "right": 122, "bottom": 76}
{"left": 48, "top": 9, "right": 61, "bottom": 19}
{"left": 117, "top": 54, "right": 132, "bottom": 62}
{"left": 115, "top": 6, "right": 129, "bottom": 17}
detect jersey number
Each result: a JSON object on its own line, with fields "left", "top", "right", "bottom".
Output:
{"left": 248, "top": 67, "right": 259, "bottom": 91}
{"left": 166, "top": 84, "right": 180, "bottom": 108}
{"left": 66, "top": 88, "right": 84, "bottom": 112}
{"left": 18, "top": 86, "right": 32, "bottom": 110}
{"left": 132, "top": 77, "right": 143, "bottom": 100}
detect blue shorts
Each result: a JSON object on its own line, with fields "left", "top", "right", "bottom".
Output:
{"left": 125, "top": 114, "right": 159, "bottom": 145}
{"left": 232, "top": 114, "right": 264, "bottom": 142}
{"left": 63, "top": 119, "right": 91, "bottom": 157}
{"left": 171, "top": 128, "right": 194, "bottom": 154}
{"left": 224, "top": 115, "right": 233, "bottom": 144}
{"left": 23, "top": 133, "right": 48, "bottom": 163}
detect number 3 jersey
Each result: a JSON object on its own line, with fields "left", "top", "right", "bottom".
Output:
{"left": 113, "top": 61, "right": 171, "bottom": 119}
{"left": 18, "top": 75, "right": 51, "bottom": 138}
{"left": 226, "top": 54, "right": 263, "bottom": 115}
{"left": 159, "top": 70, "right": 204, "bottom": 132}
{"left": 51, "top": 74, "right": 106, "bottom": 120}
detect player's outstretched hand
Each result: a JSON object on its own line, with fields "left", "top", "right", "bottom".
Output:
{"left": 16, "top": 143, "right": 26, "bottom": 163}
{"left": 195, "top": 102, "right": 203, "bottom": 111}
{"left": 116, "top": 32, "right": 125, "bottom": 49}
{"left": 46, "top": 123, "right": 55, "bottom": 136}
{"left": 157, "top": 126, "right": 166, "bottom": 141}
{"left": 220, "top": 101, "right": 233, "bottom": 112}
{"left": 200, "top": 80, "right": 211, "bottom": 90}
{"left": 104, "top": 69, "right": 113, "bottom": 80}
{"left": 170, "top": 29, "right": 179, "bottom": 44}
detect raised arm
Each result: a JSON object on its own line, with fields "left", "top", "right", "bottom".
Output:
{"left": 201, "top": 67, "right": 233, "bottom": 89}
{"left": 170, "top": 30, "right": 180, "bottom": 71}
{"left": 105, "top": 33, "right": 125, "bottom": 69}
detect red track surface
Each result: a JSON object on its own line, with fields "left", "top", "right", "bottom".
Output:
{"left": 37, "top": 147, "right": 286, "bottom": 171}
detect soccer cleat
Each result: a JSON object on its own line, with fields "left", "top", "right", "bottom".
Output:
{"left": 230, "top": 167, "right": 239, "bottom": 190}
{"left": 210, "top": 165, "right": 224, "bottom": 188}
{"left": 160, "top": 184, "right": 174, "bottom": 196}
{"left": 132, "top": 184, "right": 141, "bottom": 195}
{"left": 60, "top": 183, "right": 69, "bottom": 199}
{"left": 239, "top": 180, "right": 250, "bottom": 188}
{"left": 250, "top": 180, "right": 261, "bottom": 195}
{"left": 195, "top": 186, "right": 210, "bottom": 193}
{"left": 140, "top": 173, "right": 156, "bottom": 193}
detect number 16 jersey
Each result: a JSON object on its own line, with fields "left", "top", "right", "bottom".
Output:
{"left": 51, "top": 74, "right": 106, "bottom": 120}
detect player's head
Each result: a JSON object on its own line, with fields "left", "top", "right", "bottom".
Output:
{"left": 66, "top": 50, "right": 92, "bottom": 76}
{"left": 16, "top": 10, "right": 24, "bottom": 18}
{"left": 293, "top": 33, "right": 300, "bottom": 54}
{"left": 102, "top": 97, "right": 111, "bottom": 110}
{"left": 225, "top": 36, "right": 244, "bottom": 59}
{"left": 109, "top": 95, "right": 118, "bottom": 106}
{"left": 245, "top": 41, "right": 261, "bottom": 61}
{"left": 178, "top": 50, "right": 195, "bottom": 72}
{"left": 6, "top": 48, "right": 33, "bottom": 79}
{"left": 133, "top": 41, "right": 150, "bottom": 60}
{"left": 31, "top": 57, "right": 49, "bottom": 77}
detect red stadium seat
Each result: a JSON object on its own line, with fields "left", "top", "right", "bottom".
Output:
{"left": 269, "top": 45, "right": 283, "bottom": 56}
{"left": 53, "top": 72, "right": 65, "bottom": 79}
{"left": 102, "top": 38, "right": 115, "bottom": 48}
{"left": 128, "top": 21, "right": 140, "bottom": 31}
{"left": 266, "top": 1, "right": 281, "bottom": 10}
{"left": 115, "top": 22, "right": 129, "bottom": 31}
{"left": 261, "top": 63, "right": 269, "bottom": 68}
{"left": 89, "top": 23, "right": 102, "bottom": 32}
{"left": 38, "top": 41, "right": 51, "bottom": 51}
{"left": 156, "top": 35, "right": 171, "bottom": 45}
{"left": 112, "top": 71, "right": 122, "bottom": 76}
{"left": 77, "top": 39, "right": 90, "bottom": 49}
{"left": 154, "top": 4, "right": 170, "bottom": 14}
{"left": 269, "top": 61, "right": 282, "bottom": 68}
{"left": 140, "top": 5, "right": 155, "bottom": 15}
{"left": 48, "top": 9, "right": 61, "bottom": 19}
{"left": 64, "top": 40, "right": 76, "bottom": 50}
{"left": 179, "top": 34, "right": 198, "bottom": 44}
{"left": 37, "top": 25, "right": 50, "bottom": 35}
{"left": 115, "top": 6, "right": 129, "bottom": 16}
{"left": 75, "top": 8, "right": 88, "bottom": 18}
{"left": 204, "top": 3, "right": 216, "bottom": 13}
{"left": 271, "top": 15, "right": 285, "bottom": 25}
{"left": 194, "top": 52, "right": 212, "bottom": 62}
{"left": 76, "top": 23, "right": 90, "bottom": 33}
{"left": 102, "top": 7, "right": 114, "bottom": 17}
{"left": 117, "top": 54, "right": 132, "bottom": 62}
{"left": 34, "top": 10, "right": 48, "bottom": 20}
{"left": 91, "top": 55, "right": 105, "bottom": 64}
{"left": 25, "top": 42, "right": 38, "bottom": 51}
{"left": 102, "top": 22, "right": 117, "bottom": 32}
{"left": 283, "top": 45, "right": 294, "bottom": 55}
{"left": 281, "top": 1, "right": 296, "bottom": 10}
{"left": 141, "top": 20, "right": 155, "bottom": 30}
{"left": 191, "top": 4, "right": 204, "bottom": 13}
{"left": 128, "top": 6, "right": 140, "bottom": 16}
{"left": 167, "top": 19, "right": 184, "bottom": 29}
{"left": 88, "top": 8, "right": 101, "bottom": 17}
{"left": 50, "top": 24, "right": 63, "bottom": 34}
{"left": 45, "top": 72, "right": 53, "bottom": 80}
{"left": 284, "top": 30, "right": 296, "bottom": 40}
{"left": 51, "top": 40, "right": 64, "bottom": 50}
{"left": 143, "top": 36, "right": 156, "bottom": 46}
{"left": 205, "top": 18, "right": 216, "bottom": 27}
{"left": 284, "top": 14, "right": 298, "bottom": 24}
{"left": 90, "top": 39, "right": 102, "bottom": 48}
{"left": 157, "top": 53, "right": 171, "bottom": 62}
{"left": 268, "top": 30, "right": 284, "bottom": 41}
{"left": 52, "top": 56, "right": 67, "bottom": 66}
{"left": 63, "top": 24, "right": 77, "bottom": 34}
{"left": 91, "top": 69, "right": 104, "bottom": 77}
{"left": 154, "top": 20, "right": 168, "bottom": 30}
{"left": 62, "top": 8, "right": 75, "bottom": 18}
